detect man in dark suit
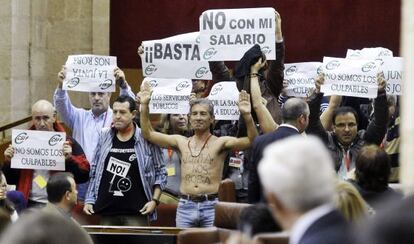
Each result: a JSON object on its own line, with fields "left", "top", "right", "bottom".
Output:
{"left": 258, "top": 135, "right": 351, "bottom": 244}
{"left": 248, "top": 97, "right": 310, "bottom": 203}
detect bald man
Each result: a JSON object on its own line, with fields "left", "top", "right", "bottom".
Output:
{"left": 3, "top": 100, "right": 90, "bottom": 208}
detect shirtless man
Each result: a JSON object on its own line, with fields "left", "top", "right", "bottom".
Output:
{"left": 138, "top": 82, "right": 257, "bottom": 227}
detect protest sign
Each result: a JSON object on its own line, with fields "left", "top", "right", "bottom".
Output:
{"left": 284, "top": 62, "right": 322, "bottom": 97}
{"left": 346, "top": 47, "right": 393, "bottom": 60}
{"left": 63, "top": 55, "right": 117, "bottom": 92}
{"left": 380, "top": 57, "right": 403, "bottom": 95}
{"left": 208, "top": 82, "right": 240, "bottom": 120}
{"left": 144, "top": 77, "right": 192, "bottom": 114}
{"left": 321, "top": 57, "right": 379, "bottom": 98}
{"left": 11, "top": 129, "right": 66, "bottom": 170}
{"left": 199, "top": 8, "right": 276, "bottom": 61}
{"left": 141, "top": 32, "right": 212, "bottom": 80}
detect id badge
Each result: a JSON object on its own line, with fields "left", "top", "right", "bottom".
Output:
{"left": 229, "top": 157, "right": 242, "bottom": 168}
{"left": 167, "top": 165, "right": 176, "bottom": 176}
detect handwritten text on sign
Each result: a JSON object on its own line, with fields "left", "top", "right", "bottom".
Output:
{"left": 199, "top": 8, "right": 275, "bottom": 61}
{"left": 64, "top": 55, "right": 117, "bottom": 92}
{"left": 11, "top": 129, "right": 66, "bottom": 170}
{"left": 321, "top": 57, "right": 379, "bottom": 98}
{"left": 142, "top": 32, "right": 212, "bottom": 80}
{"left": 144, "top": 77, "right": 192, "bottom": 114}
{"left": 208, "top": 82, "right": 240, "bottom": 120}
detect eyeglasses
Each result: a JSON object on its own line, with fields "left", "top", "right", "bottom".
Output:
{"left": 335, "top": 123, "right": 357, "bottom": 129}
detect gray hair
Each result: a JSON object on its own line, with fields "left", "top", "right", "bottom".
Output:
{"left": 258, "top": 135, "right": 335, "bottom": 212}
{"left": 282, "top": 98, "right": 309, "bottom": 123}
{"left": 190, "top": 98, "right": 214, "bottom": 117}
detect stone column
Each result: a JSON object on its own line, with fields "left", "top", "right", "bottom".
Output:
{"left": 92, "top": 0, "right": 110, "bottom": 55}
{"left": 400, "top": 0, "right": 414, "bottom": 194}
{"left": 11, "top": 0, "right": 31, "bottom": 121}
{"left": 0, "top": 0, "right": 12, "bottom": 129}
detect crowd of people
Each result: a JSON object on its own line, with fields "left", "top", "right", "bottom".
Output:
{"left": 0, "top": 10, "right": 410, "bottom": 244}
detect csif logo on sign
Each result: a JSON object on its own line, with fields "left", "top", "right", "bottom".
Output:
{"left": 67, "top": 77, "right": 80, "bottom": 88}
{"left": 325, "top": 60, "right": 341, "bottom": 70}
{"left": 285, "top": 66, "right": 297, "bottom": 76}
{"left": 261, "top": 46, "right": 271, "bottom": 55}
{"left": 49, "top": 134, "right": 63, "bottom": 146}
{"left": 99, "top": 79, "right": 113, "bottom": 90}
{"left": 203, "top": 48, "right": 217, "bottom": 60}
{"left": 375, "top": 58, "right": 384, "bottom": 66}
{"left": 176, "top": 81, "right": 190, "bottom": 91}
{"left": 317, "top": 66, "right": 323, "bottom": 75}
{"left": 195, "top": 67, "right": 209, "bottom": 78}
{"left": 210, "top": 84, "right": 223, "bottom": 96}
{"left": 361, "top": 62, "right": 377, "bottom": 72}
{"left": 15, "top": 132, "right": 29, "bottom": 144}
{"left": 145, "top": 64, "right": 158, "bottom": 76}
{"left": 148, "top": 80, "right": 159, "bottom": 88}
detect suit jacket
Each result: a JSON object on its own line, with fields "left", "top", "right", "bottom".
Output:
{"left": 248, "top": 125, "right": 300, "bottom": 203}
{"left": 299, "top": 210, "right": 351, "bottom": 244}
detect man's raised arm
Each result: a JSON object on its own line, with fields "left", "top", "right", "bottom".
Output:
{"left": 138, "top": 82, "right": 182, "bottom": 148}
{"left": 250, "top": 58, "right": 278, "bottom": 133}
{"left": 223, "top": 91, "right": 258, "bottom": 151}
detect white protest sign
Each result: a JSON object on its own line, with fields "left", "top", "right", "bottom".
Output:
{"left": 380, "top": 57, "right": 403, "bottom": 95}
{"left": 144, "top": 77, "right": 192, "bottom": 114}
{"left": 346, "top": 47, "right": 393, "bottom": 60}
{"left": 63, "top": 55, "right": 117, "bottom": 92}
{"left": 321, "top": 57, "right": 379, "bottom": 98}
{"left": 141, "top": 32, "right": 212, "bottom": 80}
{"left": 199, "top": 8, "right": 276, "bottom": 61}
{"left": 106, "top": 157, "right": 131, "bottom": 178}
{"left": 208, "top": 82, "right": 240, "bottom": 120}
{"left": 284, "top": 62, "right": 322, "bottom": 97}
{"left": 11, "top": 129, "right": 66, "bottom": 170}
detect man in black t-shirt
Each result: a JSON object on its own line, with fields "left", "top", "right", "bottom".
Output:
{"left": 84, "top": 96, "right": 167, "bottom": 226}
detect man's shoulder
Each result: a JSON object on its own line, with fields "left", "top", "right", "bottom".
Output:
{"left": 254, "top": 126, "right": 299, "bottom": 145}
{"left": 41, "top": 203, "right": 60, "bottom": 215}
{"left": 301, "top": 210, "right": 350, "bottom": 244}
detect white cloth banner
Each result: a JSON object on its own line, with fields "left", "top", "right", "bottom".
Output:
{"left": 199, "top": 8, "right": 276, "bottom": 61}
{"left": 11, "top": 129, "right": 66, "bottom": 170}
{"left": 380, "top": 57, "right": 403, "bottom": 95}
{"left": 208, "top": 82, "right": 240, "bottom": 120}
{"left": 321, "top": 57, "right": 379, "bottom": 98}
{"left": 346, "top": 47, "right": 393, "bottom": 60}
{"left": 63, "top": 55, "right": 117, "bottom": 92}
{"left": 141, "top": 32, "right": 212, "bottom": 80}
{"left": 284, "top": 62, "right": 322, "bottom": 97}
{"left": 144, "top": 77, "right": 192, "bottom": 114}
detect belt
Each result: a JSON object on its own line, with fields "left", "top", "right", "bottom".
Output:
{"left": 180, "top": 193, "right": 218, "bottom": 202}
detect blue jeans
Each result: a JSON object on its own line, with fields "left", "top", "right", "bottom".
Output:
{"left": 175, "top": 198, "right": 218, "bottom": 228}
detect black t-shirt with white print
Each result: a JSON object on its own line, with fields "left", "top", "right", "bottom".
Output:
{"left": 94, "top": 133, "right": 147, "bottom": 216}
